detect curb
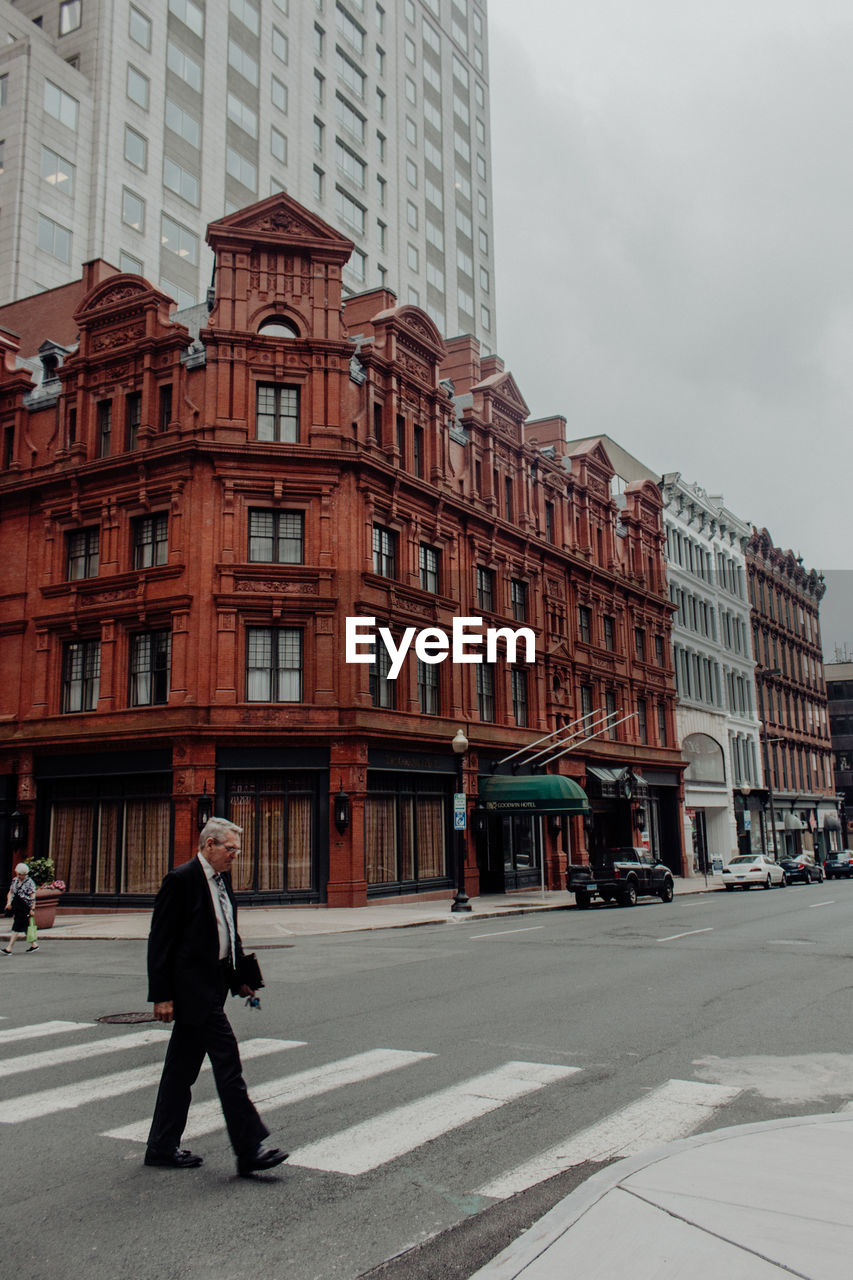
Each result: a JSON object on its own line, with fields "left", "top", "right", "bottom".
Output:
{"left": 469, "top": 1111, "right": 853, "bottom": 1278}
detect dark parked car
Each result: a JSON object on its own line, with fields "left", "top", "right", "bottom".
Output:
{"left": 780, "top": 854, "right": 824, "bottom": 885}
{"left": 824, "top": 850, "right": 853, "bottom": 880}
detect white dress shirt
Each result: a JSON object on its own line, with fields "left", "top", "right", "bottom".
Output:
{"left": 198, "top": 852, "right": 235, "bottom": 963}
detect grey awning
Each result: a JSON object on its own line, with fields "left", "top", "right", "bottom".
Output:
{"left": 784, "top": 812, "right": 805, "bottom": 830}
{"left": 823, "top": 813, "right": 842, "bottom": 831}
{"left": 587, "top": 766, "right": 620, "bottom": 784}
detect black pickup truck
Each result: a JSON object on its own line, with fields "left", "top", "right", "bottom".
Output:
{"left": 568, "top": 847, "right": 675, "bottom": 908}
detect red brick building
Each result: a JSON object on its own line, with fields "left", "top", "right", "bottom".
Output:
{"left": 0, "top": 193, "right": 685, "bottom": 907}
{"left": 746, "top": 529, "right": 839, "bottom": 858}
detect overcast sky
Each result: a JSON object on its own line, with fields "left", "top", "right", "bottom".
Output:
{"left": 487, "top": 0, "right": 851, "bottom": 659}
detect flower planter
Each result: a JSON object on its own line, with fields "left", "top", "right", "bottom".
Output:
{"left": 34, "top": 890, "right": 62, "bottom": 930}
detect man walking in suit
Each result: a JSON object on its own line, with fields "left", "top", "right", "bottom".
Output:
{"left": 145, "top": 816, "right": 288, "bottom": 1176}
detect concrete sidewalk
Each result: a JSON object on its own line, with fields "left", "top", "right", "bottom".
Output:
{"left": 470, "top": 1112, "right": 853, "bottom": 1278}
{"left": 37, "top": 875, "right": 722, "bottom": 941}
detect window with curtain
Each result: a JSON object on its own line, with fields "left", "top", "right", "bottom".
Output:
{"left": 256, "top": 383, "right": 300, "bottom": 441}
{"left": 66, "top": 527, "right": 99, "bottom": 580}
{"left": 48, "top": 777, "right": 171, "bottom": 895}
{"left": 364, "top": 780, "right": 449, "bottom": 886}
{"left": 248, "top": 510, "right": 304, "bottom": 563}
{"left": 130, "top": 629, "right": 171, "bottom": 706}
{"left": 227, "top": 775, "right": 317, "bottom": 894}
{"left": 134, "top": 513, "right": 168, "bottom": 568}
{"left": 246, "top": 628, "right": 303, "bottom": 702}
{"left": 62, "top": 639, "right": 100, "bottom": 712}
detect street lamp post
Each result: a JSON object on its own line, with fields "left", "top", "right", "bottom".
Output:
{"left": 451, "top": 728, "right": 472, "bottom": 913}
{"left": 760, "top": 724, "right": 780, "bottom": 860}
{"left": 758, "top": 667, "right": 782, "bottom": 862}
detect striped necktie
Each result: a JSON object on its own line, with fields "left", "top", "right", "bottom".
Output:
{"left": 212, "top": 873, "right": 236, "bottom": 967}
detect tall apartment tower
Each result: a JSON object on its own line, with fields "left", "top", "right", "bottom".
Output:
{"left": 0, "top": 0, "right": 496, "bottom": 348}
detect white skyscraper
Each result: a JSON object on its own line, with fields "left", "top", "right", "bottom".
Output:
{"left": 0, "top": 0, "right": 496, "bottom": 348}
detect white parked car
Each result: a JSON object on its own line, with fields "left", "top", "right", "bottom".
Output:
{"left": 722, "top": 855, "right": 787, "bottom": 890}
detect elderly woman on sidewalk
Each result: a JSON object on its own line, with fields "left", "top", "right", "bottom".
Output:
{"left": 3, "top": 862, "right": 38, "bottom": 953}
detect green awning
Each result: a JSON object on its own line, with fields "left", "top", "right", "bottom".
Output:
{"left": 478, "top": 774, "right": 590, "bottom": 815}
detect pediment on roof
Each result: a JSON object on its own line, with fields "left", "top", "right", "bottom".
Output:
{"left": 74, "top": 274, "right": 168, "bottom": 323}
{"left": 473, "top": 370, "right": 530, "bottom": 419}
{"left": 370, "top": 303, "right": 444, "bottom": 355}
{"left": 624, "top": 477, "right": 663, "bottom": 507}
{"left": 569, "top": 437, "right": 615, "bottom": 476}
{"left": 206, "top": 192, "right": 354, "bottom": 258}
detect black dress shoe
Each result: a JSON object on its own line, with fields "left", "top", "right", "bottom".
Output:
{"left": 236, "top": 1145, "right": 289, "bottom": 1177}
{"left": 144, "top": 1147, "right": 203, "bottom": 1169}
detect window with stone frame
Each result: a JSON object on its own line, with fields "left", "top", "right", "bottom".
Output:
{"left": 417, "top": 658, "right": 440, "bottom": 715}
{"left": 512, "top": 667, "right": 528, "bottom": 727}
{"left": 256, "top": 383, "right": 300, "bottom": 442}
{"left": 419, "top": 543, "right": 440, "bottom": 593}
{"left": 249, "top": 510, "right": 304, "bottom": 564}
{"left": 66, "top": 527, "right": 99, "bottom": 580}
{"left": 97, "top": 400, "right": 112, "bottom": 457}
{"left": 477, "top": 662, "right": 495, "bottom": 721}
{"left": 62, "top": 638, "right": 101, "bottom": 713}
{"left": 125, "top": 391, "right": 142, "bottom": 450}
{"left": 637, "top": 697, "right": 648, "bottom": 744}
{"left": 370, "top": 639, "right": 395, "bottom": 708}
{"left": 476, "top": 565, "right": 494, "bottom": 612}
{"left": 129, "top": 629, "right": 171, "bottom": 706}
{"left": 511, "top": 578, "right": 527, "bottom": 622}
{"left": 372, "top": 524, "right": 397, "bottom": 578}
{"left": 246, "top": 627, "right": 303, "bottom": 702}
{"left": 133, "top": 513, "right": 169, "bottom": 569}
{"left": 578, "top": 605, "right": 592, "bottom": 644}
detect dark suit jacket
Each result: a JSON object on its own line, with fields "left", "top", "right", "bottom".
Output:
{"left": 147, "top": 856, "right": 245, "bottom": 1025}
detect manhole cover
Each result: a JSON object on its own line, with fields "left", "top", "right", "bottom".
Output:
{"left": 97, "top": 1012, "right": 158, "bottom": 1024}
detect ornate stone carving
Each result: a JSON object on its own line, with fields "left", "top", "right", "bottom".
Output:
{"left": 92, "top": 323, "right": 145, "bottom": 352}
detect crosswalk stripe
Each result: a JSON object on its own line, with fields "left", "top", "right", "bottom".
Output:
{"left": 103, "top": 1048, "right": 435, "bottom": 1143}
{"left": 0, "top": 1029, "right": 171, "bottom": 1079}
{"left": 0, "top": 1021, "right": 88, "bottom": 1048}
{"left": 475, "top": 1078, "right": 741, "bottom": 1199}
{"left": 0, "top": 1038, "right": 304, "bottom": 1123}
{"left": 288, "top": 1060, "right": 579, "bottom": 1176}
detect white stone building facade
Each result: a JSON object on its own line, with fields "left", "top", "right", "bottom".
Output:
{"left": 661, "top": 474, "right": 763, "bottom": 872}
{"left": 0, "top": 0, "right": 496, "bottom": 348}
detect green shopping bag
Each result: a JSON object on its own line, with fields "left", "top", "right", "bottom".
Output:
{"left": 26, "top": 917, "right": 38, "bottom": 946}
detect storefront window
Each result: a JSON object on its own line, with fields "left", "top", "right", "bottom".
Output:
{"left": 227, "top": 774, "right": 316, "bottom": 893}
{"left": 48, "top": 776, "right": 171, "bottom": 894}
{"left": 364, "top": 776, "right": 449, "bottom": 887}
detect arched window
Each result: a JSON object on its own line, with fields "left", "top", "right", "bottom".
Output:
{"left": 258, "top": 316, "right": 299, "bottom": 339}
{"left": 683, "top": 733, "right": 726, "bottom": 784}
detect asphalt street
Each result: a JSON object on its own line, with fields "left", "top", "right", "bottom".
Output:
{"left": 3, "top": 881, "right": 853, "bottom": 1280}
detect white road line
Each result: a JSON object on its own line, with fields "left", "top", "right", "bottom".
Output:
{"left": 657, "top": 928, "right": 713, "bottom": 943}
{"left": 0, "top": 1038, "right": 303, "bottom": 1124}
{"left": 469, "top": 926, "right": 545, "bottom": 941}
{"left": 0, "top": 1021, "right": 88, "bottom": 1048}
{"left": 288, "top": 1060, "right": 579, "bottom": 1176}
{"left": 104, "top": 1048, "right": 434, "bottom": 1143}
{"left": 0, "top": 1029, "right": 171, "bottom": 1078}
{"left": 809, "top": 901, "right": 836, "bottom": 908}
{"left": 475, "top": 1078, "right": 741, "bottom": 1200}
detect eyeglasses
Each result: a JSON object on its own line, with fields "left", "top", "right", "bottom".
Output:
{"left": 212, "top": 840, "right": 241, "bottom": 855}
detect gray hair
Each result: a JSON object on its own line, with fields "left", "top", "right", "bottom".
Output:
{"left": 198, "top": 817, "right": 242, "bottom": 850}
{"left": 15, "top": 862, "right": 29, "bottom": 876}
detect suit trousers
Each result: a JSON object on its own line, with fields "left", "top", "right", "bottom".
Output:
{"left": 147, "top": 994, "right": 269, "bottom": 1158}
